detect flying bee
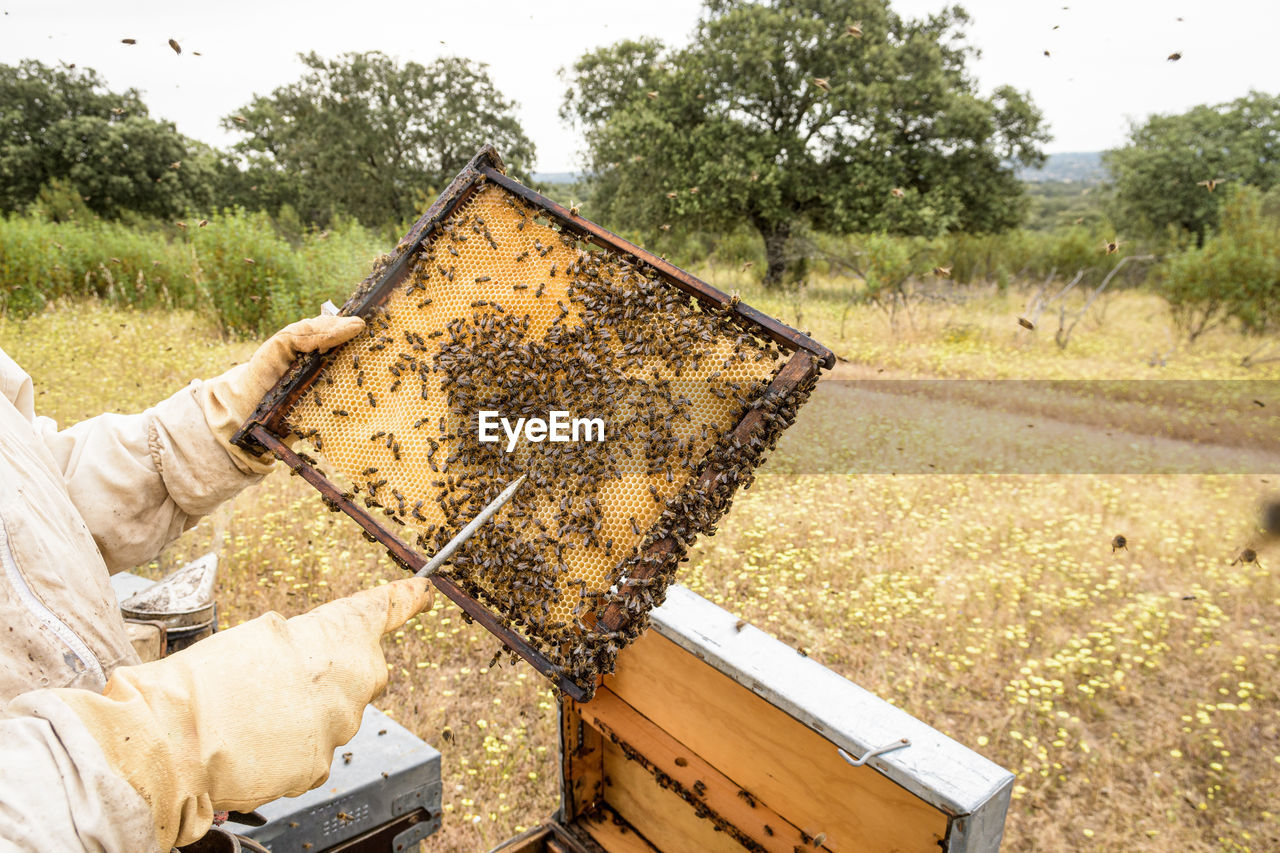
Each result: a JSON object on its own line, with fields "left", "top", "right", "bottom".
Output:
{"left": 812, "top": 77, "right": 831, "bottom": 92}
{"left": 168, "top": 38, "right": 181, "bottom": 54}
{"left": 1018, "top": 316, "right": 1036, "bottom": 330}
{"left": 845, "top": 20, "right": 863, "bottom": 37}
{"left": 1197, "top": 178, "right": 1225, "bottom": 192}
{"left": 1102, "top": 238, "right": 1122, "bottom": 254}
{"left": 1167, "top": 51, "right": 1182, "bottom": 61}
{"left": 933, "top": 265, "right": 953, "bottom": 277}
{"left": 890, "top": 187, "right": 905, "bottom": 198}
{"left": 1111, "top": 535, "right": 1128, "bottom": 553}
{"left": 1232, "top": 548, "right": 1260, "bottom": 567}
{"left": 121, "top": 38, "right": 136, "bottom": 44}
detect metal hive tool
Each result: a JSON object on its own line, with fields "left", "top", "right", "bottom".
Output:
{"left": 234, "top": 145, "right": 833, "bottom": 700}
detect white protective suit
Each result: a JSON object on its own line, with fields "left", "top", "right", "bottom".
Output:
{"left": 0, "top": 346, "right": 270, "bottom": 851}
{"left": 0, "top": 313, "right": 419, "bottom": 853}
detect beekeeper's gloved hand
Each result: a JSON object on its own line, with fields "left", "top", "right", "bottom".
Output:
{"left": 200, "top": 314, "right": 365, "bottom": 473}
{"left": 47, "top": 577, "right": 433, "bottom": 851}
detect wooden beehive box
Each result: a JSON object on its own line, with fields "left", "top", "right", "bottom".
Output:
{"left": 492, "top": 586, "right": 1014, "bottom": 853}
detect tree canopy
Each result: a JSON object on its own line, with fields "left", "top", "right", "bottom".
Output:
{"left": 0, "top": 60, "right": 217, "bottom": 220}
{"left": 1104, "top": 91, "right": 1280, "bottom": 242}
{"left": 223, "top": 52, "right": 536, "bottom": 228}
{"left": 561, "top": 0, "right": 1048, "bottom": 286}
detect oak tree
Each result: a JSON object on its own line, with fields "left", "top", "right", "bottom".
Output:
{"left": 561, "top": 0, "right": 1047, "bottom": 287}
{"left": 224, "top": 52, "right": 535, "bottom": 228}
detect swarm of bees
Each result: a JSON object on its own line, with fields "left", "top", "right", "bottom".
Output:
{"left": 280, "top": 181, "right": 820, "bottom": 695}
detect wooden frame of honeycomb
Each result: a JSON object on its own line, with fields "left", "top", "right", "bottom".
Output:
{"left": 235, "top": 145, "right": 832, "bottom": 700}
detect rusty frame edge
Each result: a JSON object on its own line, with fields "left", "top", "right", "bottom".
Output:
{"left": 479, "top": 166, "right": 835, "bottom": 369}
{"left": 248, "top": 424, "right": 589, "bottom": 703}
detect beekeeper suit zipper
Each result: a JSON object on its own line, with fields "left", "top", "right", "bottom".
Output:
{"left": 0, "top": 514, "right": 104, "bottom": 683}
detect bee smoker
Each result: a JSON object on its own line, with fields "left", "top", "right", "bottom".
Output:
{"left": 117, "top": 552, "right": 220, "bottom": 657}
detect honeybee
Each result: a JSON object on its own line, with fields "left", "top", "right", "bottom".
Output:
{"left": 1196, "top": 178, "right": 1225, "bottom": 192}
{"left": 1111, "top": 535, "right": 1128, "bottom": 553}
{"left": 197, "top": 219, "right": 208, "bottom": 228}
{"left": 1018, "top": 317, "right": 1035, "bottom": 330}
{"left": 1231, "top": 548, "right": 1259, "bottom": 567}
{"left": 812, "top": 77, "right": 831, "bottom": 92}
{"left": 232, "top": 115, "right": 248, "bottom": 124}
{"left": 168, "top": 38, "right": 181, "bottom": 54}
{"left": 244, "top": 257, "right": 256, "bottom": 265}
{"left": 121, "top": 38, "right": 136, "bottom": 44}
{"left": 1167, "top": 51, "right": 1182, "bottom": 61}
{"left": 890, "top": 187, "right": 905, "bottom": 198}
{"left": 646, "top": 91, "right": 658, "bottom": 99}
{"left": 933, "top": 265, "right": 952, "bottom": 277}
{"left": 740, "top": 262, "right": 754, "bottom": 272}
{"left": 1102, "top": 238, "right": 1121, "bottom": 254}
{"left": 845, "top": 21, "right": 863, "bottom": 38}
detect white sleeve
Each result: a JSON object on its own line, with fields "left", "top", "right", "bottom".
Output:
{"left": 0, "top": 348, "right": 270, "bottom": 573}
{"left": 33, "top": 379, "right": 271, "bottom": 572}
{"left": 0, "top": 693, "right": 161, "bottom": 853}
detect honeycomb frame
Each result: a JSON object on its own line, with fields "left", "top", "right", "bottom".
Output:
{"left": 235, "top": 145, "right": 833, "bottom": 700}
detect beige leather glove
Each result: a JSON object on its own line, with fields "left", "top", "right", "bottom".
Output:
{"left": 54, "top": 577, "right": 433, "bottom": 851}
{"left": 199, "top": 314, "right": 365, "bottom": 473}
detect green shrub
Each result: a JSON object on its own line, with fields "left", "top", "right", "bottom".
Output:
{"left": 1157, "top": 185, "right": 1280, "bottom": 341}
{"left": 269, "top": 217, "right": 382, "bottom": 329}
{"left": 0, "top": 215, "right": 197, "bottom": 316}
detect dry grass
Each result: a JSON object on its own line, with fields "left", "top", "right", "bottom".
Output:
{"left": 3, "top": 297, "right": 1278, "bottom": 852}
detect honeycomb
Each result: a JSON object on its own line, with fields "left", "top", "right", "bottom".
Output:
{"left": 280, "top": 180, "right": 814, "bottom": 693}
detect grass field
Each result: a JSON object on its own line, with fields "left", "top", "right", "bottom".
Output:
{"left": 2, "top": 289, "right": 1277, "bottom": 852}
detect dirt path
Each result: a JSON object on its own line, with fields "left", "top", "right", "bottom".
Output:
{"left": 774, "top": 364, "right": 1280, "bottom": 476}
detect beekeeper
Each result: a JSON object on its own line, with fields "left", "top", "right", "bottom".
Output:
{"left": 0, "top": 315, "right": 434, "bottom": 852}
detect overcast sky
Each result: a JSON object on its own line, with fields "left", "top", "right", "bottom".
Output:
{"left": 2, "top": 0, "right": 1276, "bottom": 173}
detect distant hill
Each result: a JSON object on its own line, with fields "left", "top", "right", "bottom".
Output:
{"left": 1018, "top": 151, "right": 1106, "bottom": 184}
{"left": 534, "top": 156, "right": 1104, "bottom": 187}
{"left": 531, "top": 171, "right": 582, "bottom": 185}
